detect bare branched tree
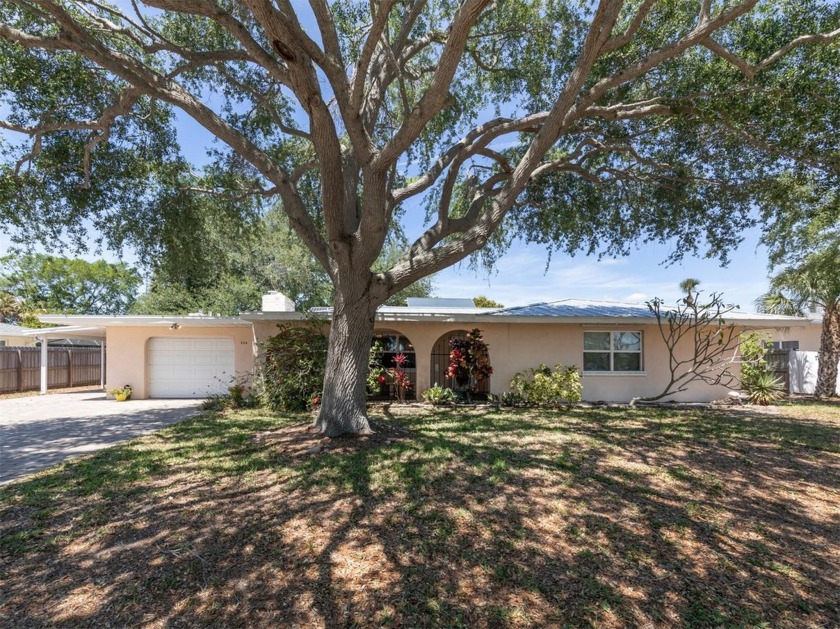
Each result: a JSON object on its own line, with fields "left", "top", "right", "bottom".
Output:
{"left": 638, "top": 291, "right": 741, "bottom": 402}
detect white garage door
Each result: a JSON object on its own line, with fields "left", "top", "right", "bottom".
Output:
{"left": 148, "top": 337, "right": 235, "bottom": 398}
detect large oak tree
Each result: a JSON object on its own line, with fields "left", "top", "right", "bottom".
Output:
{"left": 1, "top": 0, "right": 838, "bottom": 435}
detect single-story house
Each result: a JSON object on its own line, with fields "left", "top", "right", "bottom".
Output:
{"left": 30, "top": 293, "right": 819, "bottom": 403}
{"left": 0, "top": 322, "right": 37, "bottom": 347}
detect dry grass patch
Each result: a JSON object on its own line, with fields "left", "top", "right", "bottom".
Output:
{"left": 1, "top": 401, "right": 839, "bottom": 628}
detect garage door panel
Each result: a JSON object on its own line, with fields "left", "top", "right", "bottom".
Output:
{"left": 148, "top": 337, "right": 234, "bottom": 398}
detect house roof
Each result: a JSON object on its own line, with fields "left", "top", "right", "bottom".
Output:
{"left": 0, "top": 322, "right": 31, "bottom": 336}
{"left": 245, "top": 298, "right": 811, "bottom": 327}
{"left": 31, "top": 299, "right": 811, "bottom": 330}
{"left": 488, "top": 299, "right": 808, "bottom": 324}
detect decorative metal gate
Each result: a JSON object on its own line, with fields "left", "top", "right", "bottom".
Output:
{"left": 368, "top": 331, "right": 417, "bottom": 401}
{"left": 430, "top": 330, "right": 491, "bottom": 396}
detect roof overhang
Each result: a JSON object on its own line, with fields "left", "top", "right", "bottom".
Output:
{"left": 242, "top": 312, "right": 812, "bottom": 327}
{"left": 22, "top": 325, "right": 107, "bottom": 340}
{"left": 37, "top": 314, "right": 252, "bottom": 328}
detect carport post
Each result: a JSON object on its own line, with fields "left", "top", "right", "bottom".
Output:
{"left": 100, "top": 342, "right": 105, "bottom": 389}
{"left": 39, "top": 336, "right": 48, "bottom": 395}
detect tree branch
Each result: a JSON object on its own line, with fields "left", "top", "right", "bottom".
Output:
{"left": 703, "top": 27, "right": 840, "bottom": 79}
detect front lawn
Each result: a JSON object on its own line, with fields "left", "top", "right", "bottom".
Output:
{"left": 1, "top": 402, "right": 838, "bottom": 628}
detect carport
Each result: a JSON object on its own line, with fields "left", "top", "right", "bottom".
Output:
{"left": 21, "top": 325, "right": 107, "bottom": 395}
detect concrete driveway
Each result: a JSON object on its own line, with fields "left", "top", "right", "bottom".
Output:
{"left": 0, "top": 391, "right": 201, "bottom": 484}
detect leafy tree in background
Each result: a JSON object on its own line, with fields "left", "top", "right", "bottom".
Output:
{"left": 0, "top": 254, "right": 142, "bottom": 314}
{"left": 131, "top": 206, "right": 333, "bottom": 315}
{"left": 757, "top": 246, "right": 840, "bottom": 398}
{"left": 0, "top": 291, "right": 22, "bottom": 323}
{"left": 473, "top": 296, "right": 504, "bottom": 309}
{"left": 130, "top": 207, "right": 432, "bottom": 314}
{"left": 1, "top": 1, "right": 838, "bottom": 435}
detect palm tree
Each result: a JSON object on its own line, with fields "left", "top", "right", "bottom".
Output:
{"left": 756, "top": 246, "right": 840, "bottom": 398}
{"left": 679, "top": 278, "right": 701, "bottom": 306}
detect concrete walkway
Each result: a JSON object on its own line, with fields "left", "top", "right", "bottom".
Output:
{"left": 0, "top": 391, "right": 201, "bottom": 484}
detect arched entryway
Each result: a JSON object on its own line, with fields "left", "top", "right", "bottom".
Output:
{"left": 430, "top": 330, "right": 491, "bottom": 397}
{"left": 369, "top": 330, "right": 417, "bottom": 401}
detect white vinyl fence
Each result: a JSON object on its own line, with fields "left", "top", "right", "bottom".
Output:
{"left": 789, "top": 351, "right": 840, "bottom": 395}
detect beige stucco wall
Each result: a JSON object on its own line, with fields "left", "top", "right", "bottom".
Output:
{"left": 765, "top": 321, "right": 822, "bottom": 352}
{"left": 252, "top": 320, "right": 758, "bottom": 403}
{"left": 0, "top": 335, "right": 35, "bottom": 347}
{"left": 105, "top": 325, "right": 255, "bottom": 399}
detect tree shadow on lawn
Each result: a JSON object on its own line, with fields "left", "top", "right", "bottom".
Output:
{"left": 0, "top": 405, "right": 838, "bottom": 628}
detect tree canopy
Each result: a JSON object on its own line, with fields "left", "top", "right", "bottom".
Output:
{"left": 1, "top": 0, "right": 838, "bottom": 434}
{"left": 757, "top": 245, "right": 840, "bottom": 397}
{"left": 0, "top": 253, "right": 142, "bottom": 314}
{"left": 473, "top": 296, "right": 504, "bottom": 308}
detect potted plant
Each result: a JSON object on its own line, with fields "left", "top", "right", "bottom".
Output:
{"left": 109, "top": 385, "right": 132, "bottom": 402}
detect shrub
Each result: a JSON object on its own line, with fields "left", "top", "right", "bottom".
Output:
{"left": 745, "top": 371, "right": 784, "bottom": 405}
{"left": 261, "top": 321, "right": 328, "bottom": 411}
{"left": 740, "top": 332, "right": 783, "bottom": 405}
{"left": 509, "top": 364, "right": 582, "bottom": 407}
{"left": 423, "top": 384, "right": 456, "bottom": 406}
{"left": 447, "top": 328, "right": 493, "bottom": 400}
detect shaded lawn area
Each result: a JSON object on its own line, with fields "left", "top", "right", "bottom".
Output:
{"left": 1, "top": 402, "right": 838, "bottom": 628}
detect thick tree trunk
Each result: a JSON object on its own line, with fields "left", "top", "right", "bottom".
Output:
{"left": 314, "top": 287, "right": 378, "bottom": 437}
{"left": 815, "top": 307, "right": 840, "bottom": 398}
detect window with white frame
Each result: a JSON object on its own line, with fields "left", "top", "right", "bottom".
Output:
{"left": 583, "top": 331, "right": 643, "bottom": 372}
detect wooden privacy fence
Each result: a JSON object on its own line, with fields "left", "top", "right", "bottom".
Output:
{"left": 764, "top": 349, "right": 791, "bottom": 393}
{"left": 0, "top": 347, "right": 103, "bottom": 394}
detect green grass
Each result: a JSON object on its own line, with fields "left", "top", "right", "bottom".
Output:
{"left": 1, "top": 402, "right": 839, "bottom": 628}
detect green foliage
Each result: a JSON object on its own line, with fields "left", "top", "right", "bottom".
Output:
{"left": 740, "top": 332, "right": 782, "bottom": 405}
{"left": 0, "top": 291, "right": 22, "bottom": 324}
{"left": 422, "top": 385, "right": 456, "bottom": 406}
{"left": 261, "top": 322, "right": 328, "bottom": 412}
{"left": 201, "top": 383, "right": 258, "bottom": 412}
{"left": 0, "top": 254, "right": 142, "bottom": 315}
{"left": 508, "top": 364, "right": 583, "bottom": 407}
{"left": 107, "top": 384, "right": 132, "bottom": 399}
{"left": 131, "top": 207, "right": 434, "bottom": 315}
{"left": 745, "top": 371, "right": 784, "bottom": 406}
{"left": 447, "top": 329, "right": 493, "bottom": 394}
{"left": 367, "top": 340, "right": 386, "bottom": 392}
{"left": 473, "top": 296, "right": 504, "bottom": 308}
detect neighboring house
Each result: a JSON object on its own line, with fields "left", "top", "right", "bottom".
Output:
{"left": 0, "top": 322, "right": 37, "bottom": 347}
{"left": 34, "top": 293, "right": 815, "bottom": 402}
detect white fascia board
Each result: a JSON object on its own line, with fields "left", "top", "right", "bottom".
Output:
{"left": 38, "top": 315, "right": 250, "bottom": 327}
{"left": 21, "top": 325, "right": 107, "bottom": 338}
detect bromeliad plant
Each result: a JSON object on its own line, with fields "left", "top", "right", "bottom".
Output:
{"left": 447, "top": 329, "right": 493, "bottom": 401}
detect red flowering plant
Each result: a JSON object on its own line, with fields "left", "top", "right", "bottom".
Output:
{"left": 390, "top": 353, "right": 412, "bottom": 403}
{"left": 447, "top": 329, "right": 493, "bottom": 401}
